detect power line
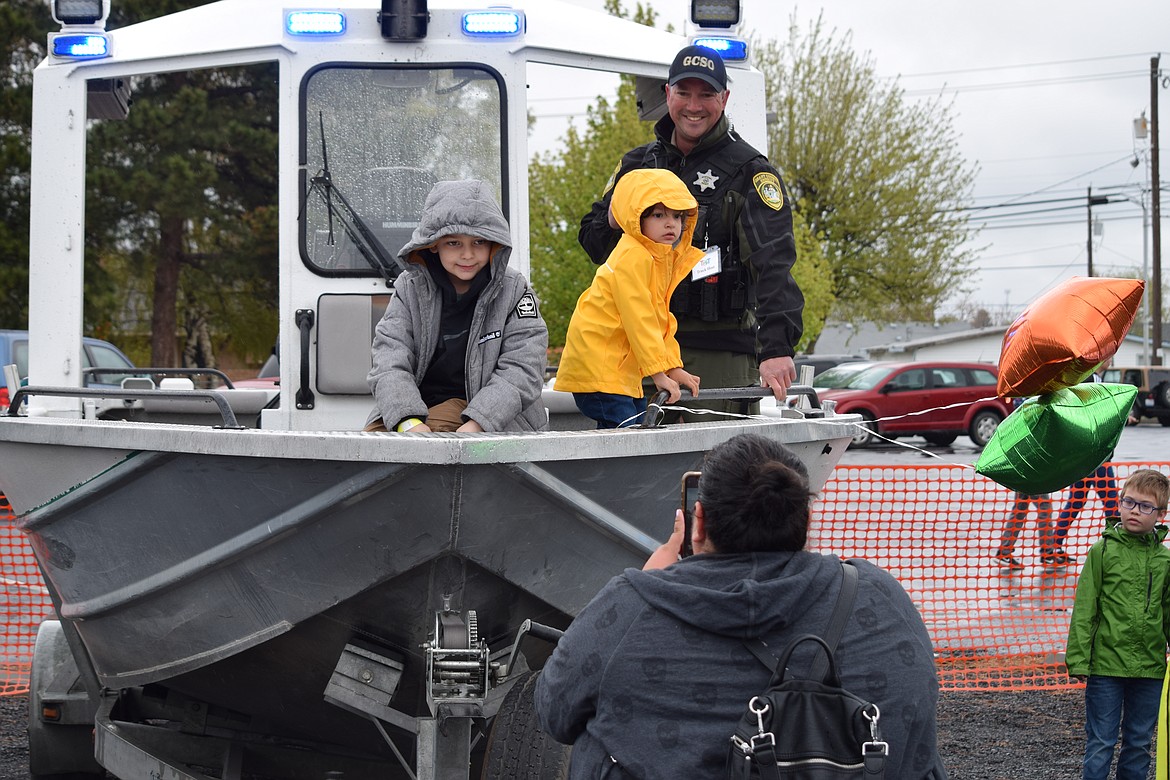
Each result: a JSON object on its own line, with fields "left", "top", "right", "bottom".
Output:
{"left": 903, "top": 69, "right": 1145, "bottom": 97}
{"left": 891, "top": 53, "right": 1164, "bottom": 80}
{"left": 964, "top": 154, "right": 1140, "bottom": 213}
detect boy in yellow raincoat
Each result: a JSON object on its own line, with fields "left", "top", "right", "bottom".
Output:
{"left": 555, "top": 168, "right": 704, "bottom": 427}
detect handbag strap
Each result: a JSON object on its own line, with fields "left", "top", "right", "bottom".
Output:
{"left": 745, "top": 560, "right": 858, "bottom": 680}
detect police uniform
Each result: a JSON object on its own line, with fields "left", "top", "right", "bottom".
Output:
{"left": 578, "top": 112, "right": 804, "bottom": 416}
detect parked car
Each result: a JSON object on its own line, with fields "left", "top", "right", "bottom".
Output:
{"left": 0, "top": 329, "right": 136, "bottom": 409}
{"left": 817, "top": 361, "right": 1013, "bottom": 448}
{"left": 794, "top": 353, "right": 867, "bottom": 377}
{"left": 1101, "top": 365, "right": 1170, "bottom": 426}
{"left": 811, "top": 361, "right": 877, "bottom": 390}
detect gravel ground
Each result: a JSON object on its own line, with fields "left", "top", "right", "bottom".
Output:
{"left": 0, "top": 688, "right": 1153, "bottom": 778}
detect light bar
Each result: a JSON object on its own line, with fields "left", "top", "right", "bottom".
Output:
{"left": 287, "top": 11, "right": 347, "bottom": 35}
{"left": 692, "top": 36, "right": 748, "bottom": 62}
{"left": 51, "top": 33, "right": 110, "bottom": 59}
{"left": 690, "top": 0, "right": 740, "bottom": 29}
{"left": 461, "top": 10, "right": 524, "bottom": 37}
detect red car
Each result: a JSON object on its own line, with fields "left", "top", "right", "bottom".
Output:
{"left": 817, "top": 361, "right": 1013, "bottom": 448}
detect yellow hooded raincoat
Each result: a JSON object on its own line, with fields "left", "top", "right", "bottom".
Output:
{"left": 555, "top": 168, "right": 705, "bottom": 398}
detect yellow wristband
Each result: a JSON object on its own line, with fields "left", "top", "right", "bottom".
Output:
{"left": 396, "top": 417, "right": 424, "bottom": 433}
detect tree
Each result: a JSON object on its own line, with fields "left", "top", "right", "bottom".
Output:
{"left": 84, "top": 0, "right": 279, "bottom": 367}
{"left": 758, "top": 14, "right": 978, "bottom": 327}
{"left": 528, "top": 1, "right": 658, "bottom": 350}
{"left": 529, "top": 1, "right": 833, "bottom": 352}
{"left": 0, "top": 0, "right": 53, "bottom": 328}
{"left": 0, "top": 0, "right": 278, "bottom": 367}
{"left": 529, "top": 81, "right": 656, "bottom": 349}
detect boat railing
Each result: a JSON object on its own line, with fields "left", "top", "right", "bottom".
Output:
{"left": 642, "top": 384, "right": 824, "bottom": 427}
{"left": 82, "top": 366, "right": 237, "bottom": 389}
{"left": 6, "top": 385, "right": 244, "bottom": 429}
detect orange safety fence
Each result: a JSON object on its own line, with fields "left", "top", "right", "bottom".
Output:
{"left": 0, "top": 463, "right": 1160, "bottom": 695}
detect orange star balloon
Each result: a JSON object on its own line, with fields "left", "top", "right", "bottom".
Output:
{"left": 996, "top": 276, "right": 1143, "bottom": 397}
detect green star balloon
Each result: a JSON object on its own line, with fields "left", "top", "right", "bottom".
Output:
{"left": 975, "top": 383, "right": 1137, "bottom": 494}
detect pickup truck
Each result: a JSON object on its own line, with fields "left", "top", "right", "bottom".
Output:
{"left": 1102, "top": 365, "right": 1170, "bottom": 425}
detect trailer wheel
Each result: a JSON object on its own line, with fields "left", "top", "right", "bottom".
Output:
{"left": 481, "top": 672, "right": 570, "bottom": 780}
{"left": 29, "top": 621, "right": 103, "bottom": 779}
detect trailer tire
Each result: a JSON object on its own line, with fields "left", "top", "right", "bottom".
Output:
{"left": 29, "top": 621, "right": 103, "bottom": 779}
{"left": 481, "top": 671, "right": 570, "bottom": 780}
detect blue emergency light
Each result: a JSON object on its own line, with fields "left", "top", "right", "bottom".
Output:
{"left": 461, "top": 10, "right": 524, "bottom": 37}
{"left": 51, "top": 33, "right": 110, "bottom": 58}
{"left": 692, "top": 36, "right": 748, "bottom": 62}
{"left": 287, "top": 11, "right": 347, "bottom": 35}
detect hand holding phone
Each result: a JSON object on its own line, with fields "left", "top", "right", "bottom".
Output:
{"left": 680, "top": 471, "right": 700, "bottom": 558}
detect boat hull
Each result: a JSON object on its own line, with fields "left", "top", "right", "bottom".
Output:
{"left": 2, "top": 416, "right": 853, "bottom": 760}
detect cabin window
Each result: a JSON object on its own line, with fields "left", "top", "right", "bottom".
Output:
{"left": 300, "top": 65, "right": 506, "bottom": 276}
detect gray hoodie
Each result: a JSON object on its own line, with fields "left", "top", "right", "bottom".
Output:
{"left": 366, "top": 180, "right": 548, "bottom": 432}
{"left": 535, "top": 551, "right": 947, "bottom": 779}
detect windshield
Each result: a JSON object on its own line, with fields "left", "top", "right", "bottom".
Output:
{"left": 812, "top": 363, "right": 871, "bottom": 389}
{"left": 301, "top": 65, "right": 505, "bottom": 275}
{"left": 838, "top": 364, "right": 896, "bottom": 391}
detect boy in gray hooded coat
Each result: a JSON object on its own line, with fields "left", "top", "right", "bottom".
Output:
{"left": 366, "top": 180, "right": 548, "bottom": 433}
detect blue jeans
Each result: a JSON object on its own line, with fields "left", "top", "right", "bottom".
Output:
{"left": 1049, "top": 464, "right": 1119, "bottom": 550}
{"left": 573, "top": 392, "right": 646, "bottom": 429}
{"left": 1082, "top": 675, "right": 1162, "bottom": 780}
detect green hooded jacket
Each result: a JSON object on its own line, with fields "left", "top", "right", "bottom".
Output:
{"left": 1065, "top": 518, "right": 1170, "bottom": 679}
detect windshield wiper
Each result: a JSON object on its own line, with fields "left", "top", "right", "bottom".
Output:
{"left": 303, "top": 111, "right": 405, "bottom": 283}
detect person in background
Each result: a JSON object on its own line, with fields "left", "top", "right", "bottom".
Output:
{"left": 555, "top": 169, "right": 703, "bottom": 428}
{"left": 365, "top": 180, "right": 548, "bottom": 433}
{"left": 996, "top": 492, "right": 1052, "bottom": 569}
{"left": 534, "top": 433, "right": 947, "bottom": 778}
{"left": 1065, "top": 468, "right": 1170, "bottom": 780}
{"left": 577, "top": 45, "right": 804, "bottom": 419}
{"left": 1045, "top": 360, "right": 1119, "bottom": 564}
{"left": 995, "top": 396, "right": 1052, "bottom": 568}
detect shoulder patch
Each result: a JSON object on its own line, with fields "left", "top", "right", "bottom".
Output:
{"left": 515, "top": 292, "right": 539, "bottom": 319}
{"left": 752, "top": 172, "right": 785, "bottom": 211}
{"left": 602, "top": 161, "right": 622, "bottom": 196}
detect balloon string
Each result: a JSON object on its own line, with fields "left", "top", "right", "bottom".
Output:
{"left": 863, "top": 395, "right": 1003, "bottom": 424}
{"left": 645, "top": 398, "right": 995, "bottom": 470}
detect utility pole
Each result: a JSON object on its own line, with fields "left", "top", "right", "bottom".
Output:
{"left": 1087, "top": 185, "right": 1094, "bottom": 277}
{"left": 1152, "top": 55, "right": 1163, "bottom": 365}
{"left": 1086, "top": 186, "right": 1107, "bottom": 276}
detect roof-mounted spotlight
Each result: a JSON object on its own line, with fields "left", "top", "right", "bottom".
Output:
{"left": 52, "top": 0, "right": 109, "bottom": 28}
{"left": 690, "top": 0, "right": 740, "bottom": 29}
{"left": 380, "top": 0, "right": 428, "bottom": 41}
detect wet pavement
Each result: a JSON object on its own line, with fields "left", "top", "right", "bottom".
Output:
{"left": 823, "top": 419, "right": 1170, "bottom": 671}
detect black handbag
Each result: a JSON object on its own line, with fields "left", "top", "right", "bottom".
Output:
{"left": 726, "top": 562, "right": 888, "bottom": 779}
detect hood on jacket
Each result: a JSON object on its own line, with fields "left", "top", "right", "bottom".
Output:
{"left": 610, "top": 168, "right": 698, "bottom": 250}
{"left": 621, "top": 551, "right": 839, "bottom": 640}
{"left": 1103, "top": 516, "right": 1170, "bottom": 544}
{"left": 398, "top": 179, "right": 513, "bottom": 272}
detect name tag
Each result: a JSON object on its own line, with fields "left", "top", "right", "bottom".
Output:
{"left": 691, "top": 246, "right": 721, "bottom": 281}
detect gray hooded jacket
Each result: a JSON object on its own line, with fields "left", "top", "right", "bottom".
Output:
{"left": 366, "top": 180, "right": 548, "bottom": 432}
{"left": 535, "top": 551, "right": 947, "bottom": 779}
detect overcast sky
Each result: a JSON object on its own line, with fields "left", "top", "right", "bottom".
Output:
{"left": 536, "top": 0, "right": 1169, "bottom": 325}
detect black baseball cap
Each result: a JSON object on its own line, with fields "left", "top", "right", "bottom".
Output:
{"left": 668, "top": 45, "right": 728, "bottom": 91}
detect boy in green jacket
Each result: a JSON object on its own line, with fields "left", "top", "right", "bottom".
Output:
{"left": 1065, "top": 468, "right": 1170, "bottom": 780}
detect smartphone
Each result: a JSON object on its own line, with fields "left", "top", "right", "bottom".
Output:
{"left": 680, "top": 471, "right": 701, "bottom": 558}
